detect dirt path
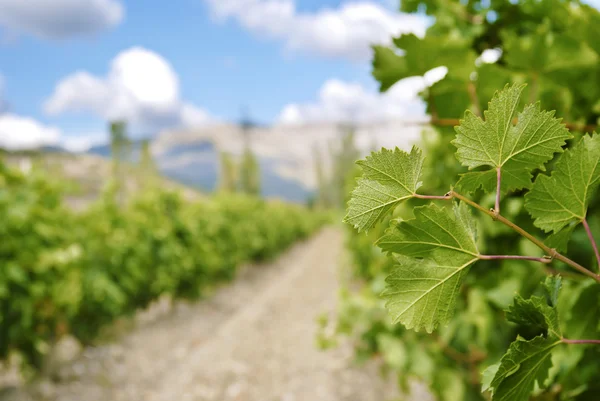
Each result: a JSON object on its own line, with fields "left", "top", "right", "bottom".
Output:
{"left": 32, "top": 228, "right": 402, "bottom": 401}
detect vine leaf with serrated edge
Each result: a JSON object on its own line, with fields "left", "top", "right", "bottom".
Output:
{"left": 378, "top": 202, "right": 479, "bottom": 333}
{"left": 453, "top": 84, "right": 572, "bottom": 194}
{"left": 525, "top": 133, "right": 600, "bottom": 233}
{"left": 344, "top": 146, "right": 424, "bottom": 233}
{"left": 484, "top": 276, "right": 563, "bottom": 401}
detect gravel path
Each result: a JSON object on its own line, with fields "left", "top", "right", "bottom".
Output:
{"left": 33, "top": 228, "right": 401, "bottom": 401}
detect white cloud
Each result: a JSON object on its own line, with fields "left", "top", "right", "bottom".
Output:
{"left": 0, "top": 114, "right": 61, "bottom": 150}
{"left": 277, "top": 67, "right": 447, "bottom": 125}
{"left": 180, "top": 104, "right": 212, "bottom": 127}
{"left": 204, "top": 0, "right": 427, "bottom": 61}
{"left": 0, "top": 0, "right": 124, "bottom": 40}
{"left": 60, "top": 132, "right": 107, "bottom": 152}
{"left": 44, "top": 47, "right": 213, "bottom": 134}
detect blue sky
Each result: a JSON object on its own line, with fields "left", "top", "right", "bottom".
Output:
{"left": 0, "top": 0, "right": 430, "bottom": 150}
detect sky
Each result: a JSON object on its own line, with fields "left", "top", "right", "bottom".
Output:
{"left": 0, "top": 0, "right": 435, "bottom": 150}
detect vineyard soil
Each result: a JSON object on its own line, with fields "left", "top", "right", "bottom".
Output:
{"left": 14, "top": 228, "right": 423, "bottom": 401}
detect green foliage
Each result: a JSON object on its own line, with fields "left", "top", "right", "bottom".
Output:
{"left": 487, "top": 336, "right": 560, "bottom": 401}
{"left": 340, "top": 84, "right": 600, "bottom": 401}
{"left": 486, "top": 277, "right": 563, "bottom": 401}
{"left": 332, "top": 3, "right": 600, "bottom": 399}
{"left": 0, "top": 160, "right": 327, "bottom": 368}
{"left": 526, "top": 133, "right": 600, "bottom": 233}
{"left": 454, "top": 84, "right": 571, "bottom": 193}
{"left": 379, "top": 203, "right": 478, "bottom": 332}
{"left": 344, "top": 146, "right": 424, "bottom": 232}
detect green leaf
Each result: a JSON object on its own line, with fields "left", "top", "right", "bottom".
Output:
{"left": 503, "top": 28, "right": 598, "bottom": 75}
{"left": 372, "top": 34, "right": 476, "bottom": 92}
{"left": 455, "top": 167, "right": 532, "bottom": 194}
{"left": 506, "top": 295, "right": 561, "bottom": 339}
{"left": 433, "top": 368, "right": 466, "bottom": 401}
{"left": 525, "top": 133, "right": 600, "bottom": 233}
{"left": 488, "top": 277, "right": 563, "bottom": 401}
{"left": 544, "top": 223, "right": 577, "bottom": 252}
{"left": 379, "top": 203, "right": 479, "bottom": 332}
{"left": 372, "top": 45, "right": 408, "bottom": 92}
{"left": 453, "top": 84, "right": 571, "bottom": 194}
{"left": 565, "top": 282, "right": 600, "bottom": 340}
{"left": 488, "top": 335, "right": 561, "bottom": 401}
{"left": 543, "top": 275, "right": 562, "bottom": 308}
{"left": 482, "top": 363, "right": 500, "bottom": 393}
{"left": 344, "top": 146, "right": 424, "bottom": 233}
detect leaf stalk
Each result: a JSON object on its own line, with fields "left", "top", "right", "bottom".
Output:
{"left": 494, "top": 167, "right": 501, "bottom": 217}
{"left": 562, "top": 338, "right": 600, "bottom": 345}
{"left": 582, "top": 218, "right": 600, "bottom": 272}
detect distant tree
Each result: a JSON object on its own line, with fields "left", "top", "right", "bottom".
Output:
{"left": 239, "top": 147, "right": 261, "bottom": 196}
{"left": 312, "top": 124, "right": 361, "bottom": 209}
{"left": 330, "top": 124, "right": 360, "bottom": 208}
{"left": 313, "top": 144, "right": 329, "bottom": 208}
{"left": 139, "top": 138, "right": 158, "bottom": 188}
{"left": 109, "top": 121, "right": 130, "bottom": 169}
{"left": 109, "top": 120, "right": 130, "bottom": 203}
{"left": 236, "top": 105, "right": 261, "bottom": 196}
{"left": 218, "top": 151, "right": 238, "bottom": 193}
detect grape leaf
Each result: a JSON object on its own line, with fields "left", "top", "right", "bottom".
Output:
{"left": 565, "top": 282, "right": 600, "bottom": 340}
{"left": 482, "top": 363, "right": 500, "bottom": 393}
{"left": 344, "top": 146, "right": 424, "bottom": 233}
{"left": 506, "top": 295, "right": 560, "bottom": 339}
{"left": 455, "top": 168, "right": 532, "bottom": 194}
{"left": 487, "top": 277, "right": 563, "bottom": 401}
{"left": 525, "top": 133, "right": 600, "bottom": 233}
{"left": 453, "top": 84, "right": 571, "bottom": 194}
{"left": 544, "top": 223, "right": 577, "bottom": 252}
{"left": 543, "top": 275, "right": 562, "bottom": 308}
{"left": 487, "top": 335, "right": 562, "bottom": 401}
{"left": 378, "top": 203, "right": 479, "bottom": 332}
{"left": 372, "top": 46, "right": 408, "bottom": 92}
{"left": 372, "top": 34, "right": 476, "bottom": 92}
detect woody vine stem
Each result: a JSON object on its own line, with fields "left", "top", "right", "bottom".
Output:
{"left": 415, "top": 185, "right": 600, "bottom": 283}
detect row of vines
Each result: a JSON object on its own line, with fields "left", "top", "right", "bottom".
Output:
{"left": 323, "top": 1, "right": 600, "bottom": 400}
{"left": 0, "top": 160, "right": 328, "bottom": 370}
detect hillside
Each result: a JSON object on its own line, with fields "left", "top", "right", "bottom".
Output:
{"left": 1, "top": 119, "right": 425, "bottom": 204}
{"left": 1, "top": 151, "right": 203, "bottom": 210}
{"left": 152, "top": 120, "right": 425, "bottom": 202}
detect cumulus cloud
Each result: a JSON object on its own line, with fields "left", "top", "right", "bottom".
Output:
{"left": 44, "top": 47, "right": 213, "bottom": 134}
{"left": 277, "top": 67, "right": 447, "bottom": 125}
{"left": 60, "top": 132, "right": 108, "bottom": 152}
{"left": 204, "top": 0, "right": 427, "bottom": 61}
{"left": 0, "top": 0, "right": 124, "bottom": 40}
{"left": 0, "top": 114, "right": 61, "bottom": 150}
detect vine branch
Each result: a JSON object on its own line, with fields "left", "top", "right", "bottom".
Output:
{"left": 582, "top": 218, "right": 600, "bottom": 271}
{"left": 401, "top": 118, "right": 597, "bottom": 133}
{"left": 479, "top": 255, "right": 552, "bottom": 264}
{"left": 419, "top": 190, "right": 600, "bottom": 283}
{"left": 414, "top": 193, "right": 453, "bottom": 200}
